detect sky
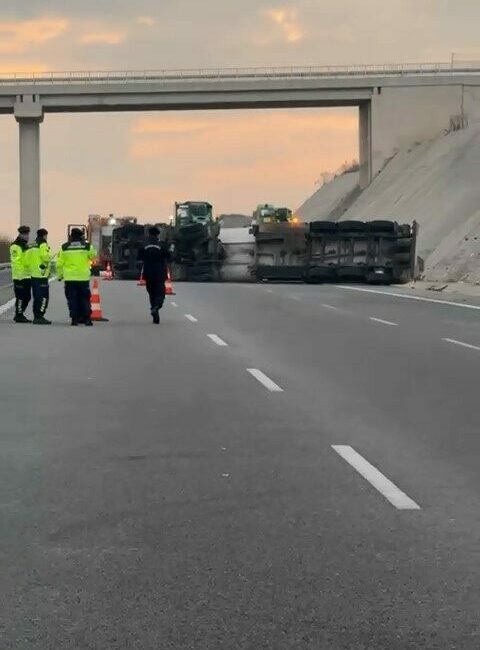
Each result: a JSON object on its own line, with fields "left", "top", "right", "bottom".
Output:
{"left": 0, "top": 0, "right": 479, "bottom": 245}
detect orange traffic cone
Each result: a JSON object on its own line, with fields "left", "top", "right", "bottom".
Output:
{"left": 104, "top": 262, "right": 113, "bottom": 281}
{"left": 90, "top": 278, "right": 109, "bottom": 322}
{"left": 137, "top": 267, "right": 146, "bottom": 286}
{"left": 165, "top": 269, "right": 176, "bottom": 295}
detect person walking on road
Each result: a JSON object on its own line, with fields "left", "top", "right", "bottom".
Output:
{"left": 56, "top": 228, "right": 97, "bottom": 326}
{"left": 138, "top": 226, "right": 171, "bottom": 324}
{"left": 10, "top": 225, "right": 32, "bottom": 323}
{"left": 26, "top": 228, "right": 52, "bottom": 325}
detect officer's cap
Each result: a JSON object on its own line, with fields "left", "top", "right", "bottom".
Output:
{"left": 37, "top": 228, "right": 48, "bottom": 237}
{"left": 18, "top": 226, "right": 30, "bottom": 234}
{"left": 148, "top": 226, "right": 160, "bottom": 236}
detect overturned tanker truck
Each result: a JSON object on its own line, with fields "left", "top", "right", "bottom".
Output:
{"left": 229, "top": 206, "right": 417, "bottom": 285}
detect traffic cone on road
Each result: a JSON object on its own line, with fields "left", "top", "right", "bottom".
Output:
{"left": 137, "top": 267, "right": 146, "bottom": 287}
{"left": 104, "top": 262, "right": 113, "bottom": 281}
{"left": 165, "top": 269, "right": 176, "bottom": 295}
{"left": 90, "top": 278, "right": 109, "bottom": 322}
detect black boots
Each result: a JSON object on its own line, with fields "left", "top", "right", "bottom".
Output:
{"left": 14, "top": 314, "right": 31, "bottom": 323}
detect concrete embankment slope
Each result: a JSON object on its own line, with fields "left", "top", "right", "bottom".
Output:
{"left": 299, "top": 124, "right": 480, "bottom": 282}
{"left": 297, "top": 170, "right": 360, "bottom": 222}
{"left": 343, "top": 124, "right": 480, "bottom": 282}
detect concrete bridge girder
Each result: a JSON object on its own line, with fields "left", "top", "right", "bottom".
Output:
{"left": 0, "top": 69, "right": 479, "bottom": 230}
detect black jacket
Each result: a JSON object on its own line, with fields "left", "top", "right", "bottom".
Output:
{"left": 138, "top": 237, "right": 170, "bottom": 281}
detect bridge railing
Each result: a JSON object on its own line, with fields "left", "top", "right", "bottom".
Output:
{"left": 0, "top": 61, "right": 480, "bottom": 84}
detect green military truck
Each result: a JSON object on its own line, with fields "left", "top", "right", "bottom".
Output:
{"left": 168, "top": 201, "right": 224, "bottom": 281}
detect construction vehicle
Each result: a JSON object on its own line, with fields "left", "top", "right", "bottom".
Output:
{"left": 250, "top": 204, "right": 306, "bottom": 281}
{"left": 304, "top": 220, "right": 418, "bottom": 284}
{"left": 168, "top": 201, "right": 224, "bottom": 281}
{"left": 87, "top": 215, "right": 137, "bottom": 275}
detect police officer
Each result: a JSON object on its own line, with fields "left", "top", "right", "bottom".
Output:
{"left": 138, "top": 226, "right": 171, "bottom": 324}
{"left": 10, "top": 225, "right": 32, "bottom": 323}
{"left": 56, "top": 228, "right": 97, "bottom": 326}
{"left": 26, "top": 228, "right": 52, "bottom": 325}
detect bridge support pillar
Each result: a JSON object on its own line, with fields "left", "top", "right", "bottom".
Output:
{"left": 359, "top": 102, "right": 372, "bottom": 189}
{"left": 15, "top": 96, "right": 43, "bottom": 232}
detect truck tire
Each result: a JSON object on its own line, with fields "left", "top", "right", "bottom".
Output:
{"left": 338, "top": 220, "right": 366, "bottom": 232}
{"left": 366, "top": 269, "right": 393, "bottom": 285}
{"left": 337, "top": 266, "right": 367, "bottom": 281}
{"left": 367, "top": 220, "right": 396, "bottom": 233}
{"left": 394, "top": 252, "right": 412, "bottom": 264}
{"left": 393, "top": 238, "right": 413, "bottom": 253}
{"left": 309, "top": 221, "right": 337, "bottom": 234}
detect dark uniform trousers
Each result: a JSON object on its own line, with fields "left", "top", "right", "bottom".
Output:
{"left": 145, "top": 278, "right": 166, "bottom": 313}
{"left": 13, "top": 279, "right": 32, "bottom": 316}
{"left": 65, "top": 281, "right": 91, "bottom": 322}
{"left": 31, "top": 278, "right": 49, "bottom": 318}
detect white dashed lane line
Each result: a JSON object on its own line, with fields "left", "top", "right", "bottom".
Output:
{"left": 442, "top": 338, "right": 480, "bottom": 352}
{"left": 207, "top": 334, "right": 228, "bottom": 347}
{"left": 322, "top": 304, "right": 338, "bottom": 311}
{"left": 246, "top": 368, "right": 283, "bottom": 392}
{"left": 332, "top": 445, "right": 420, "bottom": 510}
{"left": 369, "top": 317, "right": 398, "bottom": 327}
{"left": 185, "top": 314, "right": 198, "bottom": 322}
{"left": 171, "top": 301, "right": 178, "bottom": 307}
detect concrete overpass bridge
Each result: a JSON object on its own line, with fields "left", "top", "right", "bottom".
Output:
{"left": 1, "top": 60, "right": 480, "bottom": 231}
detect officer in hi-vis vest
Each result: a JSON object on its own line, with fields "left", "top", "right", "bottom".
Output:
{"left": 26, "top": 228, "right": 52, "bottom": 325}
{"left": 9, "top": 225, "right": 32, "bottom": 323}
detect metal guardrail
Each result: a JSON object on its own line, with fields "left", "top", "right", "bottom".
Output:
{"left": 0, "top": 263, "right": 11, "bottom": 270}
{"left": 0, "top": 61, "right": 480, "bottom": 85}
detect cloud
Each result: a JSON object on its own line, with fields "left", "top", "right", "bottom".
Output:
{"left": 264, "top": 7, "right": 304, "bottom": 44}
{"left": 137, "top": 16, "right": 156, "bottom": 27}
{"left": 0, "top": 61, "right": 48, "bottom": 74}
{"left": 79, "top": 29, "right": 126, "bottom": 45}
{"left": 0, "top": 17, "right": 69, "bottom": 54}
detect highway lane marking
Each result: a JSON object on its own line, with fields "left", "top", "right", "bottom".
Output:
{"left": 0, "top": 298, "right": 15, "bottom": 315}
{"left": 337, "top": 285, "right": 480, "bottom": 311}
{"left": 369, "top": 317, "right": 398, "bottom": 327}
{"left": 442, "top": 338, "right": 480, "bottom": 352}
{"left": 332, "top": 445, "right": 420, "bottom": 510}
{"left": 171, "top": 301, "right": 178, "bottom": 307}
{"left": 289, "top": 295, "right": 301, "bottom": 301}
{"left": 265, "top": 288, "right": 274, "bottom": 293}
{"left": 185, "top": 314, "right": 198, "bottom": 322}
{"left": 246, "top": 368, "right": 283, "bottom": 392}
{"left": 207, "top": 334, "right": 228, "bottom": 347}
{"left": 322, "top": 303, "right": 338, "bottom": 310}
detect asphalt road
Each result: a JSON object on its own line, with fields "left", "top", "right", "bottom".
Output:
{"left": 1, "top": 280, "right": 479, "bottom": 649}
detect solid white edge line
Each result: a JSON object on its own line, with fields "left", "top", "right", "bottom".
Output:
{"left": 0, "top": 298, "right": 15, "bottom": 315}
{"left": 369, "top": 317, "right": 398, "bottom": 327}
{"left": 246, "top": 368, "right": 283, "bottom": 392}
{"left": 332, "top": 445, "right": 420, "bottom": 510}
{"left": 185, "top": 314, "right": 198, "bottom": 322}
{"left": 207, "top": 334, "right": 228, "bottom": 347}
{"left": 1, "top": 276, "right": 56, "bottom": 316}
{"left": 442, "top": 338, "right": 480, "bottom": 352}
{"left": 336, "top": 284, "right": 480, "bottom": 311}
